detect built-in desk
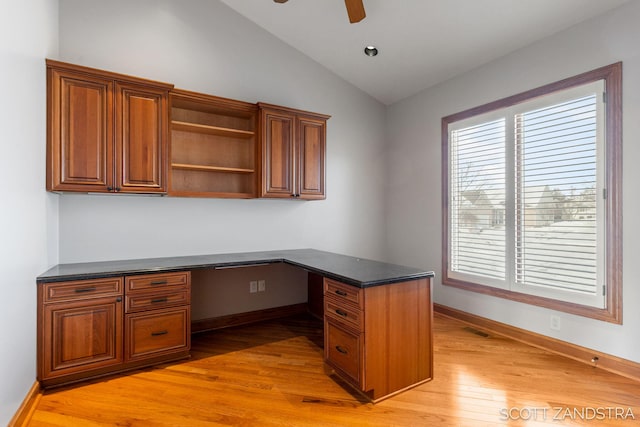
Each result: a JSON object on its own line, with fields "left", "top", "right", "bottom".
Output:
{"left": 37, "top": 249, "right": 434, "bottom": 402}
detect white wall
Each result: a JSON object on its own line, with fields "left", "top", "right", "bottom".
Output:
{"left": 56, "top": 0, "right": 388, "bottom": 264}
{"left": 0, "top": 0, "right": 58, "bottom": 423}
{"left": 386, "top": 0, "right": 640, "bottom": 363}
{"left": 191, "top": 264, "right": 308, "bottom": 321}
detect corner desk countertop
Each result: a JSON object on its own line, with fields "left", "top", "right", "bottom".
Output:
{"left": 37, "top": 248, "right": 434, "bottom": 288}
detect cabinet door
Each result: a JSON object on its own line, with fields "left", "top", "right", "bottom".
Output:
{"left": 41, "top": 297, "right": 123, "bottom": 380}
{"left": 115, "top": 82, "right": 168, "bottom": 193}
{"left": 261, "top": 109, "right": 296, "bottom": 197}
{"left": 297, "top": 116, "right": 326, "bottom": 199}
{"left": 47, "top": 68, "right": 114, "bottom": 192}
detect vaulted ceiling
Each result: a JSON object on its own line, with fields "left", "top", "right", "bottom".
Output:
{"left": 220, "top": 0, "right": 629, "bottom": 105}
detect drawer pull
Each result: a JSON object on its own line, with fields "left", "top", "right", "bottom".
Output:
{"left": 335, "top": 309, "right": 348, "bottom": 317}
{"left": 74, "top": 286, "right": 97, "bottom": 293}
{"left": 150, "top": 280, "right": 168, "bottom": 285}
{"left": 151, "top": 330, "right": 168, "bottom": 337}
{"left": 335, "top": 290, "right": 348, "bottom": 297}
{"left": 151, "top": 297, "right": 169, "bottom": 304}
{"left": 335, "top": 345, "right": 348, "bottom": 355}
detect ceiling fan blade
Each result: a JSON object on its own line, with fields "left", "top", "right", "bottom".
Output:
{"left": 344, "top": 0, "right": 365, "bottom": 23}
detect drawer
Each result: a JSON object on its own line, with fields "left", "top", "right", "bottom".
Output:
{"left": 325, "top": 320, "right": 362, "bottom": 385}
{"left": 125, "top": 271, "right": 190, "bottom": 293}
{"left": 325, "top": 298, "right": 363, "bottom": 331}
{"left": 323, "top": 278, "right": 363, "bottom": 309}
{"left": 43, "top": 277, "right": 123, "bottom": 303}
{"left": 125, "top": 289, "right": 190, "bottom": 313}
{"left": 125, "top": 306, "right": 190, "bottom": 361}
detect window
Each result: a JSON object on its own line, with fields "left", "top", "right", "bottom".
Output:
{"left": 442, "top": 63, "right": 622, "bottom": 323}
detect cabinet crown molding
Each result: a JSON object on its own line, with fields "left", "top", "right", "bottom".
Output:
{"left": 46, "top": 59, "right": 174, "bottom": 90}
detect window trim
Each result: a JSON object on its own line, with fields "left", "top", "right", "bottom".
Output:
{"left": 441, "top": 62, "right": 622, "bottom": 324}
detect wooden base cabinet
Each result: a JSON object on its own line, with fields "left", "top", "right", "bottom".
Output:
{"left": 38, "top": 278, "right": 124, "bottom": 384}
{"left": 323, "top": 277, "right": 433, "bottom": 402}
{"left": 124, "top": 272, "right": 191, "bottom": 362}
{"left": 38, "top": 272, "right": 191, "bottom": 388}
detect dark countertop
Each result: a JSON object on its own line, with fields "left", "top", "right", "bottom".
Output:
{"left": 37, "top": 249, "right": 434, "bottom": 288}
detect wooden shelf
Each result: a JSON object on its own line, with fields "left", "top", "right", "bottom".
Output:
{"left": 171, "top": 121, "right": 254, "bottom": 138}
{"left": 171, "top": 163, "right": 255, "bottom": 174}
{"left": 169, "top": 89, "right": 258, "bottom": 198}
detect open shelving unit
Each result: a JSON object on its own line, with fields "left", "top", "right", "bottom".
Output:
{"left": 169, "top": 89, "right": 259, "bottom": 198}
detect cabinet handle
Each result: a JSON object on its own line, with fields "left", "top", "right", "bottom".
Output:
{"left": 107, "top": 186, "right": 113, "bottom": 191}
{"left": 116, "top": 297, "right": 122, "bottom": 302}
{"left": 335, "top": 309, "right": 348, "bottom": 317}
{"left": 115, "top": 187, "right": 121, "bottom": 192}
{"left": 150, "top": 280, "right": 168, "bottom": 285}
{"left": 335, "top": 345, "right": 348, "bottom": 355}
{"left": 151, "top": 297, "right": 168, "bottom": 304}
{"left": 216, "top": 263, "right": 270, "bottom": 270}
{"left": 335, "top": 290, "right": 348, "bottom": 297}
{"left": 74, "top": 287, "right": 97, "bottom": 293}
{"left": 151, "top": 330, "right": 168, "bottom": 336}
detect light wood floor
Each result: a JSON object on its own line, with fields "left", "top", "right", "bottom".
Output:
{"left": 27, "top": 313, "right": 639, "bottom": 426}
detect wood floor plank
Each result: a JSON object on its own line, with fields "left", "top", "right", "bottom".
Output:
{"left": 26, "top": 313, "right": 640, "bottom": 426}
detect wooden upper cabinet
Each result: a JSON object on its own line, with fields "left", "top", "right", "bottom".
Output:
{"left": 47, "top": 59, "right": 172, "bottom": 194}
{"left": 259, "top": 103, "right": 329, "bottom": 200}
{"left": 115, "top": 82, "right": 168, "bottom": 193}
{"left": 47, "top": 67, "right": 114, "bottom": 191}
{"left": 45, "top": 60, "right": 332, "bottom": 200}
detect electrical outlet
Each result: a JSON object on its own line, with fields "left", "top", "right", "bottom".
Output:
{"left": 249, "top": 281, "right": 258, "bottom": 293}
{"left": 258, "top": 280, "right": 266, "bottom": 292}
{"left": 550, "top": 315, "right": 561, "bottom": 331}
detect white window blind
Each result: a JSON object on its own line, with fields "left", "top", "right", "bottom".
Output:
{"left": 448, "top": 81, "right": 605, "bottom": 308}
{"left": 515, "top": 92, "right": 603, "bottom": 299}
{"left": 450, "top": 118, "right": 506, "bottom": 286}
